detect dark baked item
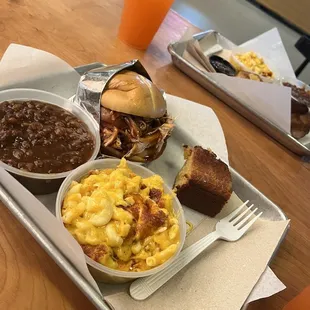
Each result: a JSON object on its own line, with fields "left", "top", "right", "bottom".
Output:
{"left": 174, "top": 146, "right": 232, "bottom": 217}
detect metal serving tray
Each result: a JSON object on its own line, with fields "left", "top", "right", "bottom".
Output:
{"left": 168, "top": 30, "right": 310, "bottom": 158}
{"left": 0, "top": 62, "right": 289, "bottom": 310}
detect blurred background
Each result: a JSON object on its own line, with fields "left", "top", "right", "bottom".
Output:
{"left": 172, "top": 0, "right": 310, "bottom": 83}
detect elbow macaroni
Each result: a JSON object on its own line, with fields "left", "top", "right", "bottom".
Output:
{"left": 62, "top": 158, "right": 180, "bottom": 272}
{"left": 235, "top": 51, "right": 274, "bottom": 78}
{"left": 146, "top": 244, "right": 178, "bottom": 267}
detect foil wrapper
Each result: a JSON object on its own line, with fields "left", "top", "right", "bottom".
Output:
{"left": 74, "top": 59, "right": 151, "bottom": 125}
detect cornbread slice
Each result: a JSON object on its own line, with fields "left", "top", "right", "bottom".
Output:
{"left": 174, "top": 146, "right": 232, "bottom": 217}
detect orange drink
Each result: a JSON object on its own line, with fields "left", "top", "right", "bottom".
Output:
{"left": 118, "top": 0, "right": 174, "bottom": 50}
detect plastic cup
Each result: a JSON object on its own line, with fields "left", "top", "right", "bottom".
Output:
{"left": 118, "top": 0, "right": 174, "bottom": 50}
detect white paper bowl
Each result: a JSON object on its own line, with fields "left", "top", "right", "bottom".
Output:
{"left": 55, "top": 158, "right": 186, "bottom": 283}
{"left": 231, "top": 47, "right": 279, "bottom": 82}
{"left": 0, "top": 88, "right": 100, "bottom": 195}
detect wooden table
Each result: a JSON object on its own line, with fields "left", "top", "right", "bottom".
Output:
{"left": 0, "top": 1, "right": 309, "bottom": 309}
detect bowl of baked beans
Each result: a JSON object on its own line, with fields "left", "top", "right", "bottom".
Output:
{"left": 0, "top": 88, "right": 100, "bottom": 194}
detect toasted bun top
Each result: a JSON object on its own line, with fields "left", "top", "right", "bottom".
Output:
{"left": 100, "top": 71, "right": 166, "bottom": 118}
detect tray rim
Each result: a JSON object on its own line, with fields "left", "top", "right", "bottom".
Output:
{"left": 0, "top": 183, "right": 109, "bottom": 310}
{"left": 0, "top": 61, "right": 290, "bottom": 310}
{"left": 167, "top": 30, "right": 310, "bottom": 157}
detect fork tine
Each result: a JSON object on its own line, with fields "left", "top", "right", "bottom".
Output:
{"left": 235, "top": 207, "right": 258, "bottom": 228}
{"left": 231, "top": 204, "right": 254, "bottom": 225}
{"left": 239, "top": 211, "right": 263, "bottom": 233}
{"left": 225, "top": 200, "right": 249, "bottom": 221}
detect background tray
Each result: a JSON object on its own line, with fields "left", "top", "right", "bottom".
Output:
{"left": 168, "top": 30, "right": 310, "bottom": 158}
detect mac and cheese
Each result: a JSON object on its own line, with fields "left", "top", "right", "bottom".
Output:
{"left": 62, "top": 158, "right": 180, "bottom": 271}
{"left": 235, "top": 51, "right": 274, "bottom": 78}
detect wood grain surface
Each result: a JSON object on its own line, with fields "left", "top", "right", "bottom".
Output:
{"left": 255, "top": 0, "right": 310, "bottom": 34}
{"left": 0, "top": 1, "right": 309, "bottom": 309}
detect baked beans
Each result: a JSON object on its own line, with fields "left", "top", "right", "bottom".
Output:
{"left": 0, "top": 100, "right": 95, "bottom": 173}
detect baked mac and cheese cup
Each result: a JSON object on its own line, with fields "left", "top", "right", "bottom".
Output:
{"left": 55, "top": 158, "right": 186, "bottom": 283}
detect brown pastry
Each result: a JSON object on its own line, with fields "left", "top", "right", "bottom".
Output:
{"left": 174, "top": 146, "right": 232, "bottom": 217}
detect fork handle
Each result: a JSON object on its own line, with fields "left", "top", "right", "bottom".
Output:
{"left": 130, "top": 231, "right": 221, "bottom": 301}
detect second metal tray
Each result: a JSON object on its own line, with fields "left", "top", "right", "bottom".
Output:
{"left": 168, "top": 30, "right": 310, "bottom": 158}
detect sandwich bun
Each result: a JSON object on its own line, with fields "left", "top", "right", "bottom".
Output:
{"left": 100, "top": 71, "right": 166, "bottom": 118}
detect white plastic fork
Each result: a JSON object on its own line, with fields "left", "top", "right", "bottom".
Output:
{"left": 129, "top": 200, "right": 263, "bottom": 301}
